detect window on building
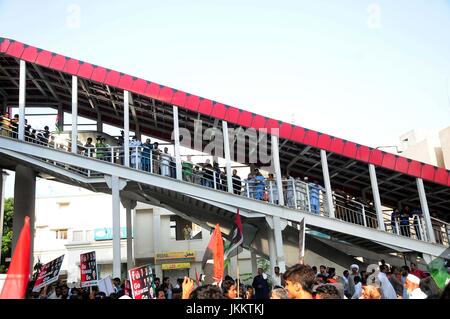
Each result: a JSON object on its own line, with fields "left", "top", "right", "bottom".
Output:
{"left": 170, "top": 220, "right": 177, "bottom": 240}
{"left": 55, "top": 229, "right": 68, "bottom": 240}
{"left": 169, "top": 216, "right": 202, "bottom": 241}
{"left": 86, "top": 230, "right": 93, "bottom": 242}
{"left": 72, "top": 230, "right": 83, "bottom": 242}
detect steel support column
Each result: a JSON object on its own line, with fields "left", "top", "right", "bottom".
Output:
{"left": 416, "top": 178, "right": 436, "bottom": 243}
{"left": 222, "top": 121, "right": 233, "bottom": 193}
{"left": 109, "top": 175, "right": 126, "bottom": 278}
{"left": 268, "top": 229, "right": 277, "bottom": 277}
{"left": 251, "top": 251, "right": 258, "bottom": 275}
{"left": 124, "top": 91, "right": 130, "bottom": 167}
{"left": 123, "top": 199, "right": 136, "bottom": 271}
{"left": 173, "top": 106, "right": 182, "bottom": 180}
{"left": 369, "top": 164, "right": 385, "bottom": 231}
{"left": 271, "top": 134, "right": 285, "bottom": 206}
{"left": 320, "top": 150, "right": 335, "bottom": 218}
{"left": 18, "top": 60, "right": 26, "bottom": 141}
{"left": 71, "top": 76, "right": 78, "bottom": 154}
{"left": 273, "top": 216, "right": 286, "bottom": 272}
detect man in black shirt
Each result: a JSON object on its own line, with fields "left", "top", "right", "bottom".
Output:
{"left": 232, "top": 169, "right": 242, "bottom": 195}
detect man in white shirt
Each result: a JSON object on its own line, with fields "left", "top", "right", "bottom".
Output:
{"left": 351, "top": 276, "right": 362, "bottom": 299}
{"left": 378, "top": 264, "right": 397, "bottom": 299}
{"left": 405, "top": 274, "right": 427, "bottom": 299}
{"left": 272, "top": 266, "right": 284, "bottom": 288}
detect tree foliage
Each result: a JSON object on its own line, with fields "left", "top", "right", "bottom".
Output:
{"left": 0, "top": 198, "right": 13, "bottom": 273}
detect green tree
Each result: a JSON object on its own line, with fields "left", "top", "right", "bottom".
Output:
{"left": 0, "top": 198, "right": 13, "bottom": 273}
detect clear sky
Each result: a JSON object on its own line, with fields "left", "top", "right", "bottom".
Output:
{"left": 1, "top": 0, "right": 450, "bottom": 196}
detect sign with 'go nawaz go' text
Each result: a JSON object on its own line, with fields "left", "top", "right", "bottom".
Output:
{"left": 128, "top": 264, "right": 154, "bottom": 299}
{"left": 32, "top": 255, "right": 65, "bottom": 292}
{"left": 80, "top": 251, "right": 98, "bottom": 287}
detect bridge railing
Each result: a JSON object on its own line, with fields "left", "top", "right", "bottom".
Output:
{"left": 2, "top": 122, "right": 449, "bottom": 247}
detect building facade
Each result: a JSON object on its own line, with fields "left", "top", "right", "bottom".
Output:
{"left": 33, "top": 189, "right": 255, "bottom": 285}
{"left": 399, "top": 126, "right": 450, "bottom": 169}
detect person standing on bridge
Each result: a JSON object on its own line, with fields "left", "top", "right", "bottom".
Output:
{"left": 152, "top": 142, "right": 161, "bottom": 174}
{"left": 232, "top": 169, "right": 242, "bottom": 195}
{"left": 309, "top": 180, "right": 321, "bottom": 214}
{"left": 160, "top": 147, "right": 172, "bottom": 177}
{"left": 1, "top": 112, "right": 10, "bottom": 137}
{"left": 130, "top": 136, "right": 142, "bottom": 169}
{"left": 399, "top": 205, "right": 411, "bottom": 237}
{"left": 141, "top": 138, "right": 153, "bottom": 172}
{"left": 182, "top": 155, "right": 194, "bottom": 183}
{"left": 254, "top": 169, "right": 266, "bottom": 201}
{"left": 83, "top": 137, "right": 95, "bottom": 157}
{"left": 267, "top": 173, "right": 278, "bottom": 204}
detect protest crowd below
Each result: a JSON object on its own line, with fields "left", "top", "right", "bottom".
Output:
{"left": 22, "top": 259, "right": 450, "bottom": 300}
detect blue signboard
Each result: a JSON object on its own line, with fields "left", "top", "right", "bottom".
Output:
{"left": 94, "top": 227, "right": 129, "bottom": 241}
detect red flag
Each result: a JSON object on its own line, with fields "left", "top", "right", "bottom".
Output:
{"left": 201, "top": 224, "right": 224, "bottom": 285}
{"left": 0, "top": 216, "right": 31, "bottom": 299}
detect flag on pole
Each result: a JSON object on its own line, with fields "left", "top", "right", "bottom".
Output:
{"left": 427, "top": 257, "right": 450, "bottom": 290}
{"left": 0, "top": 216, "right": 31, "bottom": 299}
{"left": 224, "top": 208, "right": 244, "bottom": 259}
{"left": 201, "top": 224, "right": 224, "bottom": 285}
{"left": 55, "top": 114, "right": 62, "bottom": 133}
{"left": 195, "top": 269, "right": 200, "bottom": 287}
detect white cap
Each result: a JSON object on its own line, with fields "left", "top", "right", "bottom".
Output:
{"left": 406, "top": 274, "right": 420, "bottom": 285}
{"left": 350, "top": 264, "right": 359, "bottom": 271}
{"left": 119, "top": 295, "right": 132, "bottom": 299}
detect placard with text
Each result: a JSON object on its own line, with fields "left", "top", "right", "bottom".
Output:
{"left": 32, "top": 255, "right": 65, "bottom": 292}
{"left": 80, "top": 251, "right": 98, "bottom": 287}
{"left": 128, "top": 264, "right": 154, "bottom": 299}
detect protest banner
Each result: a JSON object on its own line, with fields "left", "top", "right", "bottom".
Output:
{"left": 32, "top": 255, "right": 64, "bottom": 292}
{"left": 80, "top": 251, "right": 98, "bottom": 287}
{"left": 128, "top": 264, "right": 154, "bottom": 299}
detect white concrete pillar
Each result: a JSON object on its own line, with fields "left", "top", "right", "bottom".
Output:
{"left": 320, "top": 150, "right": 335, "bottom": 218}
{"left": 416, "top": 178, "right": 436, "bottom": 243}
{"left": 152, "top": 209, "right": 161, "bottom": 256}
{"left": 273, "top": 216, "right": 286, "bottom": 272}
{"left": 123, "top": 91, "right": 130, "bottom": 167}
{"left": 222, "top": 121, "right": 233, "bottom": 193}
{"left": 124, "top": 200, "right": 136, "bottom": 271}
{"left": 71, "top": 76, "right": 78, "bottom": 154}
{"left": 0, "top": 171, "right": 8, "bottom": 263}
{"left": 12, "top": 165, "right": 35, "bottom": 273}
{"left": 271, "top": 134, "right": 285, "bottom": 206}
{"left": 111, "top": 175, "right": 122, "bottom": 278}
{"left": 18, "top": 60, "right": 26, "bottom": 141}
{"left": 251, "top": 251, "right": 258, "bottom": 275}
{"left": 369, "top": 164, "right": 385, "bottom": 231}
{"left": 173, "top": 106, "right": 182, "bottom": 180}
{"left": 268, "top": 230, "right": 277, "bottom": 278}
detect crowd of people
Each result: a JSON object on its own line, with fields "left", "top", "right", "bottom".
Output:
{"left": 25, "top": 260, "right": 449, "bottom": 300}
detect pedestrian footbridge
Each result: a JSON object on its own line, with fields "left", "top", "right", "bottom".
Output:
{"left": 1, "top": 37, "right": 449, "bottom": 277}
{"left": 0, "top": 137, "right": 448, "bottom": 272}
